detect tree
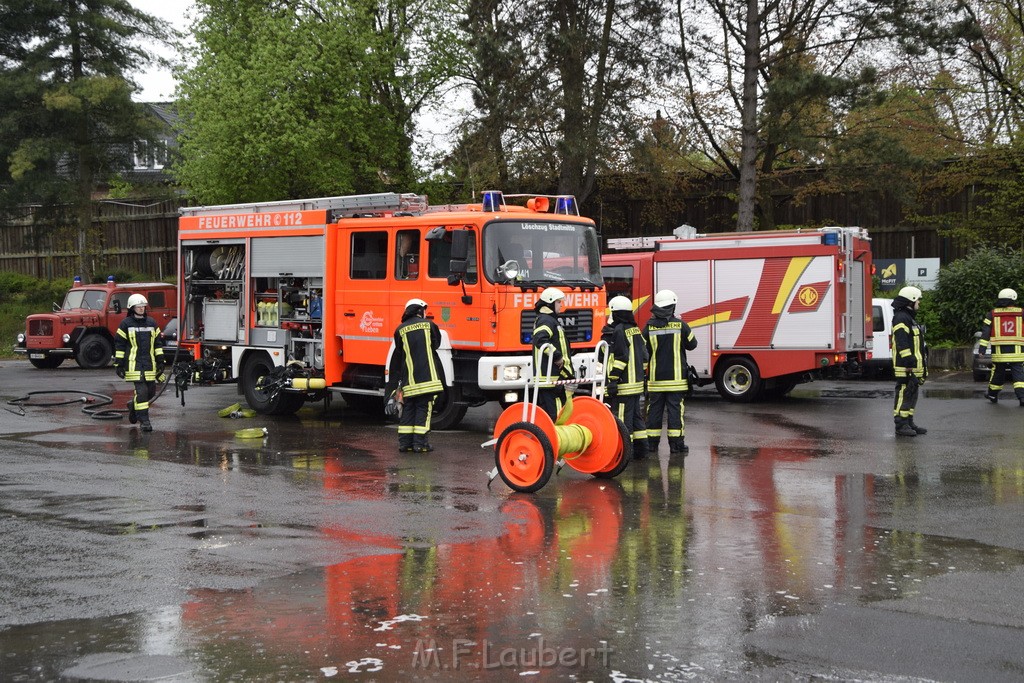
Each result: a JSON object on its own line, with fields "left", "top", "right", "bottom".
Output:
{"left": 0, "top": 0, "right": 170, "bottom": 281}
{"left": 929, "top": 246, "right": 1024, "bottom": 342}
{"left": 673, "top": 0, "right": 971, "bottom": 231}
{"left": 444, "top": 0, "right": 671, "bottom": 204}
{"left": 175, "top": 0, "right": 461, "bottom": 204}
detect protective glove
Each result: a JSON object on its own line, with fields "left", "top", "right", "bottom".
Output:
{"left": 157, "top": 372, "right": 168, "bottom": 383}
{"left": 605, "top": 380, "right": 618, "bottom": 398}
{"left": 115, "top": 366, "right": 126, "bottom": 380}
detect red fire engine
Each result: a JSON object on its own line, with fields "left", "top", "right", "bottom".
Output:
{"left": 602, "top": 226, "right": 873, "bottom": 401}
{"left": 176, "top": 191, "right": 607, "bottom": 428}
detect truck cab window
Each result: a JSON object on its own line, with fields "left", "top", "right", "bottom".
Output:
{"left": 601, "top": 265, "right": 634, "bottom": 300}
{"left": 351, "top": 231, "right": 388, "bottom": 279}
{"left": 395, "top": 229, "right": 420, "bottom": 280}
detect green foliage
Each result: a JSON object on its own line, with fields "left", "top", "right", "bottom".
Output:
{"left": 0, "top": 0, "right": 172, "bottom": 281}
{"left": 176, "top": 0, "right": 461, "bottom": 204}
{"left": 929, "top": 247, "right": 1024, "bottom": 343}
{"left": 0, "top": 273, "right": 70, "bottom": 357}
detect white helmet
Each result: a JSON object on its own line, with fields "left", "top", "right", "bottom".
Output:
{"left": 898, "top": 286, "right": 922, "bottom": 303}
{"left": 654, "top": 290, "right": 678, "bottom": 308}
{"left": 608, "top": 296, "right": 632, "bottom": 312}
{"left": 127, "top": 294, "right": 148, "bottom": 309}
{"left": 999, "top": 288, "right": 1017, "bottom": 301}
{"left": 539, "top": 287, "right": 565, "bottom": 305}
{"left": 404, "top": 298, "right": 428, "bottom": 310}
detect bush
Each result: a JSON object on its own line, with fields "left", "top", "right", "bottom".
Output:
{"left": 930, "top": 247, "right": 1024, "bottom": 343}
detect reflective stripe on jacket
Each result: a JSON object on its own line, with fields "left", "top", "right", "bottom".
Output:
{"left": 981, "top": 306, "right": 1024, "bottom": 362}
{"left": 394, "top": 317, "right": 444, "bottom": 397}
{"left": 532, "top": 309, "right": 574, "bottom": 387}
{"left": 114, "top": 315, "right": 165, "bottom": 382}
{"left": 643, "top": 316, "right": 698, "bottom": 392}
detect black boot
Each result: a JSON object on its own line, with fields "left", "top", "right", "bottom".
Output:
{"left": 631, "top": 439, "right": 647, "bottom": 460}
{"left": 909, "top": 419, "right": 927, "bottom": 435}
{"left": 895, "top": 418, "right": 916, "bottom": 437}
{"left": 127, "top": 401, "right": 137, "bottom": 424}
{"left": 669, "top": 439, "right": 689, "bottom": 454}
{"left": 140, "top": 419, "right": 153, "bottom": 433}
{"left": 986, "top": 393, "right": 998, "bottom": 404}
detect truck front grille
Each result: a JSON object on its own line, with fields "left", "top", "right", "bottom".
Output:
{"left": 28, "top": 320, "right": 53, "bottom": 337}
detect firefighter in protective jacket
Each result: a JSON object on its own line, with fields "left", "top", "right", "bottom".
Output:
{"left": 643, "top": 289, "right": 698, "bottom": 455}
{"left": 602, "top": 295, "right": 649, "bottom": 457}
{"left": 979, "top": 287, "right": 1024, "bottom": 405}
{"left": 393, "top": 298, "right": 444, "bottom": 452}
{"left": 891, "top": 286, "right": 928, "bottom": 437}
{"left": 532, "top": 287, "right": 575, "bottom": 422}
{"left": 114, "top": 293, "right": 165, "bottom": 432}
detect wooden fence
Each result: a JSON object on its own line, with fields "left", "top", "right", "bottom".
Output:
{"left": 0, "top": 175, "right": 974, "bottom": 280}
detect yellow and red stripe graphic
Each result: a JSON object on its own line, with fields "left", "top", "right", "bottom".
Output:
{"left": 734, "top": 257, "right": 812, "bottom": 346}
{"left": 682, "top": 296, "right": 750, "bottom": 329}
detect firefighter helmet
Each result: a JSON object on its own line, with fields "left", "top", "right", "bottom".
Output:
{"left": 608, "top": 296, "right": 632, "bottom": 312}
{"left": 654, "top": 290, "right": 678, "bottom": 307}
{"left": 898, "top": 286, "right": 922, "bottom": 302}
{"left": 999, "top": 288, "right": 1018, "bottom": 301}
{"left": 404, "top": 297, "right": 428, "bottom": 310}
{"left": 127, "top": 294, "right": 148, "bottom": 309}
{"left": 539, "top": 287, "right": 565, "bottom": 305}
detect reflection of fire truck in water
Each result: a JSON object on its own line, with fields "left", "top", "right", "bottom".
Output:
{"left": 602, "top": 227, "right": 873, "bottom": 402}
{"left": 176, "top": 191, "right": 606, "bottom": 429}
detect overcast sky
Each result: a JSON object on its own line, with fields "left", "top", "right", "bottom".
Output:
{"left": 130, "top": 0, "right": 195, "bottom": 102}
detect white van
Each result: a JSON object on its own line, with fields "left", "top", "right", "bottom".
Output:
{"left": 864, "top": 298, "right": 893, "bottom": 377}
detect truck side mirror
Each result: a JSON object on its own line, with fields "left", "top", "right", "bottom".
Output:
{"left": 113, "top": 300, "right": 121, "bottom": 314}
{"left": 448, "top": 229, "right": 471, "bottom": 285}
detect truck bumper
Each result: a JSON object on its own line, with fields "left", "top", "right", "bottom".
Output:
{"left": 476, "top": 350, "right": 604, "bottom": 391}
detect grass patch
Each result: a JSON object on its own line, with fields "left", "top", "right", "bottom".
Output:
{"left": 0, "top": 273, "right": 73, "bottom": 359}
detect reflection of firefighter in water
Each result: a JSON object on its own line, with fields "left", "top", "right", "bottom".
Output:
{"left": 180, "top": 474, "right": 625, "bottom": 669}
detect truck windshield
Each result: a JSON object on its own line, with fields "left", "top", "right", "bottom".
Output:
{"left": 483, "top": 220, "right": 601, "bottom": 287}
{"left": 62, "top": 289, "right": 108, "bottom": 311}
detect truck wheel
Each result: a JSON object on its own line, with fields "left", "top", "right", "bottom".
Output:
{"left": 242, "top": 353, "right": 303, "bottom": 415}
{"left": 431, "top": 390, "right": 468, "bottom": 430}
{"left": 715, "top": 357, "right": 762, "bottom": 402}
{"left": 29, "top": 355, "right": 64, "bottom": 369}
{"left": 75, "top": 335, "right": 113, "bottom": 369}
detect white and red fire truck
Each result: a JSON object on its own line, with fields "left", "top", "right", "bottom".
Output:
{"left": 176, "top": 191, "right": 607, "bottom": 428}
{"left": 602, "top": 226, "right": 873, "bottom": 401}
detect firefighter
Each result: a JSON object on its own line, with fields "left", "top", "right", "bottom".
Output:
{"left": 979, "top": 288, "right": 1024, "bottom": 405}
{"left": 602, "top": 295, "right": 649, "bottom": 458}
{"left": 114, "top": 293, "right": 165, "bottom": 432}
{"left": 532, "top": 287, "right": 575, "bottom": 422}
{"left": 393, "top": 298, "right": 444, "bottom": 453}
{"left": 891, "top": 286, "right": 928, "bottom": 437}
{"left": 643, "top": 289, "right": 698, "bottom": 455}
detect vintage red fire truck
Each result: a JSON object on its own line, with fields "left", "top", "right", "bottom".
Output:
{"left": 602, "top": 226, "right": 873, "bottom": 401}
{"left": 175, "top": 191, "right": 607, "bottom": 428}
{"left": 14, "top": 277, "right": 176, "bottom": 369}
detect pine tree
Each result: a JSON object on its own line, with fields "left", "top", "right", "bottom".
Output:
{"left": 0, "top": 0, "right": 170, "bottom": 280}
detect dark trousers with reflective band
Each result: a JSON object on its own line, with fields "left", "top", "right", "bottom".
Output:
{"left": 646, "top": 391, "right": 685, "bottom": 451}
{"left": 132, "top": 381, "right": 156, "bottom": 424}
{"left": 987, "top": 361, "right": 1024, "bottom": 400}
{"left": 893, "top": 377, "right": 919, "bottom": 423}
{"left": 399, "top": 394, "right": 435, "bottom": 450}
{"left": 611, "top": 393, "right": 646, "bottom": 446}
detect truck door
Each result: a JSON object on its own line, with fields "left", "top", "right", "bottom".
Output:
{"left": 339, "top": 230, "right": 391, "bottom": 365}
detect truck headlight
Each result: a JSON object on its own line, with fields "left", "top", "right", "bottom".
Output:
{"left": 17, "top": 333, "right": 25, "bottom": 343}
{"left": 502, "top": 365, "right": 522, "bottom": 382}
{"left": 62, "top": 334, "right": 71, "bottom": 343}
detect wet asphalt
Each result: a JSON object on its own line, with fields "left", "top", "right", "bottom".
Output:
{"left": 1, "top": 360, "right": 1023, "bottom": 682}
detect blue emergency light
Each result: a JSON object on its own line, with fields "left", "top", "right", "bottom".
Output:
{"left": 73, "top": 276, "right": 82, "bottom": 286}
{"left": 822, "top": 232, "right": 839, "bottom": 245}
{"left": 481, "top": 190, "right": 504, "bottom": 212}
{"left": 107, "top": 274, "right": 116, "bottom": 283}
{"left": 554, "top": 195, "right": 578, "bottom": 215}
